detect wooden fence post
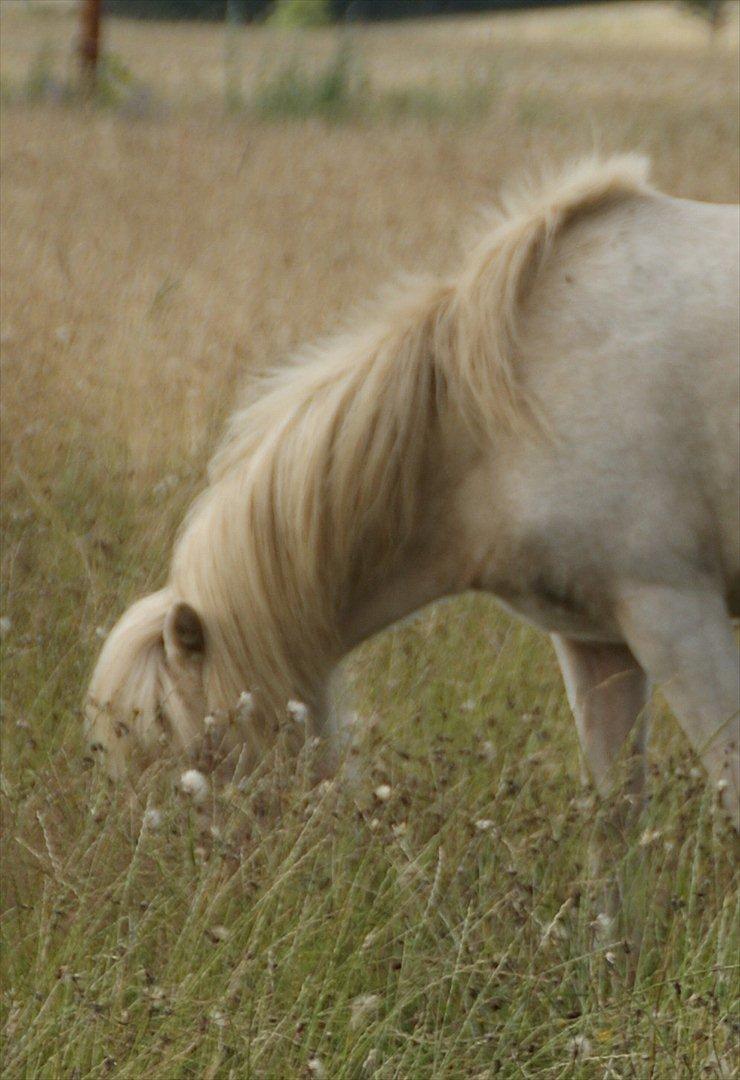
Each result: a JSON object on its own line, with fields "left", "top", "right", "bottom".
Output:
{"left": 79, "top": 0, "right": 102, "bottom": 93}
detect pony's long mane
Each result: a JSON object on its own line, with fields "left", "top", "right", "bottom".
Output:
{"left": 87, "top": 155, "right": 652, "bottom": 762}
{"left": 170, "top": 277, "right": 456, "bottom": 721}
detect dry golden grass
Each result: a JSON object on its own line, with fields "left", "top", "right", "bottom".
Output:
{"left": 1, "top": 4, "right": 739, "bottom": 1077}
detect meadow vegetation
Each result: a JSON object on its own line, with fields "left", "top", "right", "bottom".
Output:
{"left": 1, "top": 2, "right": 739, "bottom": 1076}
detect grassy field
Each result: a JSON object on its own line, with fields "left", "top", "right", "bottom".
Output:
{"left": 1, "top": 2, "right": 739, "bottom": 1077}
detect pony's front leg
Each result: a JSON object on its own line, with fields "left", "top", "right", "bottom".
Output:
{"left": 552, "top": 636, "right": 650, "bottom": 930}
{"left": 616, "top": 582, "right": 739, "bottom": 830}
{"left": 304, "top": 679, "right": 348, "bottom": 783}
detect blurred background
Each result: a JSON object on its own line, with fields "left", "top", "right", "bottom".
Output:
{"left": 2, "top": 0, "right": 737, "bottom": 476}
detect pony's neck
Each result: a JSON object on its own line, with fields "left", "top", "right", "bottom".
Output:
{"left": 341, "top": 525, "right": 476, "bottom": 651}
{"left": 173, "top": 275, "right": 484, "bottom": 729}
{"left": 309, "top": 489, "right": 480, "bottom": 759}
{"left": 189, "top": 426, "right": 482, "bottom": 737}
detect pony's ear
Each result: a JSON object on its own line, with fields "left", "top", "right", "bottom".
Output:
{"left": 163, "top": 601, "right": 205, "bottom": 662}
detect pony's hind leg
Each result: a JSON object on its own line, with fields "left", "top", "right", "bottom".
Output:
{"left": 616, "top": 582, "right": 739, "bottom": 830}
{"left": 552, "top": 636, "right": 650, "bottom": 934}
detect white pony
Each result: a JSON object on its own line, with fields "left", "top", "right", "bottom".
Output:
{"left": 87, "top": 156, "right": 739, "bottom": 831}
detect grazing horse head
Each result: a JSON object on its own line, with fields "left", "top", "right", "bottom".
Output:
{"left": 86, "top": 590, "right": 208, "bottom": 778}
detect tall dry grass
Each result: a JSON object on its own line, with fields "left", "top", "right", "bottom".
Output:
{"left": 1, "top": 3, "right": 739, "bottom": 1077}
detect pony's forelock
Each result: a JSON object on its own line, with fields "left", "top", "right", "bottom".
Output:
{"left": 85, "top": 588, "right": 172, "bottom": 777}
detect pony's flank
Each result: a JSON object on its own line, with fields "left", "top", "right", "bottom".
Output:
{"left": 87, "top": 155, "right": 654, "bottom": 767}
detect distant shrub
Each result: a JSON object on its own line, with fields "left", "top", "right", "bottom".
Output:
{"left": 25, "top": 41, "right": 61, "bottom": 102}
{"left": 19, "top": 40, "right": 152, "bottom": 114}
{"left": 268, "top": 0, "right": 331, "bottom": 28}
{"left": 90, "top": 53, "right": 126, "bottom": 105}
{"left": 254, "top": 41, "right": 361, "bottom": 120}
{"left": 250, "top": 39, "right": 496, "bottom": 123}
{"left": 378, "top": 78, "right": 493, "bottom": 121}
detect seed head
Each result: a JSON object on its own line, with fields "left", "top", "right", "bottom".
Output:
{"left": 474, "top": 818, "right": 495, "bottom": 832}
{"left": 142, "top": 807, "right": 162, "bottom": 830}
{"left": 179, "top": 769, "right": 209, "bottom": 805}
{"left": 350, "top": 992, "right": 380, "bottom": 1030}
{"left": 288, "top": 699, "right": 309, "bottom": 724}
{"left": 237, "top": 691, "right": 254, "bottom": 720}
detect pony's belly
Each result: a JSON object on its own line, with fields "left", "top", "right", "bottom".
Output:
{"left": 492, "top": 591, "right": 620, "bottom": 643}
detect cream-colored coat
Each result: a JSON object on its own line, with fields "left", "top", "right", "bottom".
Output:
{"left": 86, "top": 157, "right": 739, "bottom": 828}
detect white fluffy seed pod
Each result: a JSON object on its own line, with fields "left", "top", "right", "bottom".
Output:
{"left": 287, "top": 699, "right": 309, "bottom": 724}
{"left": 142, "top": 807, "right": 162, "bottom": 830}
{"left": 179, "top": 769, "right": 209, "bottom": 806}
{"left": 350, "top": 993, "right": 380, "bottom": 1031}
{"left": 237, "top": 691, "right": 254, "bottom": 721}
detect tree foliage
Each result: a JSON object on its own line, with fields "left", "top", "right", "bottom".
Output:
{"left": 681, "top": 0, "right": 726, "bottom": 28}
{"left": 267, "top": 0, "right": 331, "bottom": 27}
